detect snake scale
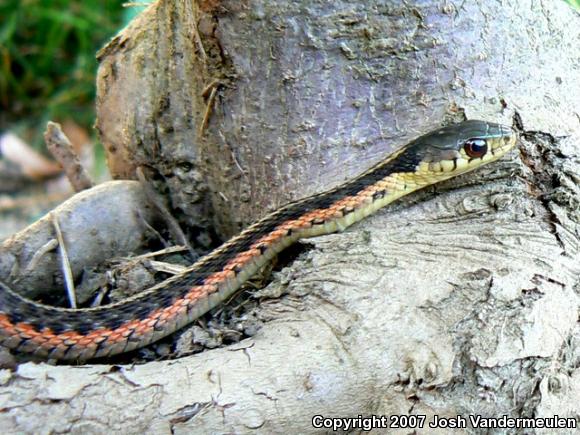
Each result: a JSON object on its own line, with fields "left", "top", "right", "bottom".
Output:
{"left": 0, "top": 120, "right": 517, "bottom": 361}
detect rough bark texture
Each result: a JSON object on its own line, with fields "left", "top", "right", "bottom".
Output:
{"left": 1, "top": 0, "right": 579, "bottom": 434}
{"left": 96, "top": 0, "right": 577, "bottom": 240}
{"left": 95, "top": 1, "right": 218, "bottom": 247}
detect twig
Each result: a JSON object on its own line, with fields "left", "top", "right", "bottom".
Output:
{"left": 201, "top": 79, "right": 222, "bottom": 98}
{"left": 135, "top": 167, "right": 197, "bottom": 260}
{"left": 189, "top": 3, "right": 210, "bottom": 62}
{"left": 138, "top": 208, "right": 171, "bottom": 248}
{"left": 192, "top": 17, "right": 207, "bottom": 60}
{"left": 199, "top": 86, "right": 218, "bottom": 136}
{"left": 217, "top": 129, "right": 248, "bottom": 183}
{"left": 148, "top": 260, "right": 187, "bottom": 275}
{"left": 23, "top": 239, "right": 59, "bottom": 275}
{"left": 133, "top": 245, "right": 189, "bottom": 260}
{"left": 44, "top": 121, "right": 94, "bottom": 192}
{"left": 90, "top": 287, "right": 109, "bottom": 308}
{"left": 51, "top": 213, "right": 77, "bottom": 308}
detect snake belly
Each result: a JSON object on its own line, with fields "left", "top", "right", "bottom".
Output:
{"left": 0, "top": 120, "right": 517, "bottom": 361}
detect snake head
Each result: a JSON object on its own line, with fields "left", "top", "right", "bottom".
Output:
{"left": 414, "top": 120, "right": 517, "bottom": 176}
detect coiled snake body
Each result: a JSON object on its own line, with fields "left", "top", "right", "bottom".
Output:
{"left": 0, "top": 120, "right": 517, "bottom": 361}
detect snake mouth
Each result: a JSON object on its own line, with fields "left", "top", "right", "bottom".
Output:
{"left": 488, "top": 130, "right": 518, "bottom": 159}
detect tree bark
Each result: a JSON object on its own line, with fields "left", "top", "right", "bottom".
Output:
{"left": 1, "top": 0, "right": 579, "bottom": 434}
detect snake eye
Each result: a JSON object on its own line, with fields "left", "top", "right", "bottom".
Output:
{"left": 463, "top": 138, "right": 488, "bottom": 158}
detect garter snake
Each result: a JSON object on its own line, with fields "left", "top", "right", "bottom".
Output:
{"left": 0, "top": 120, "right": 517, "bottom": 361}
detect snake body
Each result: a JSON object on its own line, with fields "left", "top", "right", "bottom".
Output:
{"left": 0, "top": 120, "right": 516, "bottom": 361}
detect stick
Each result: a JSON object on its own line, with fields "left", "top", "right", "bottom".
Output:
{"left": 44, "top": 121, "right": 94, "bottom": 192}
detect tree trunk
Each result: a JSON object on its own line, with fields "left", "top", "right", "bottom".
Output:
{"left": 1, "top": 0, "right": 579, "bottom": 433}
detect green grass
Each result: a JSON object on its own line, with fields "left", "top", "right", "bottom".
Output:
{"left": 0, "top": 1, "right": 125, "bottom": 141}
{"left": 564, "top": 0, "right": 580, "bottom": 9}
